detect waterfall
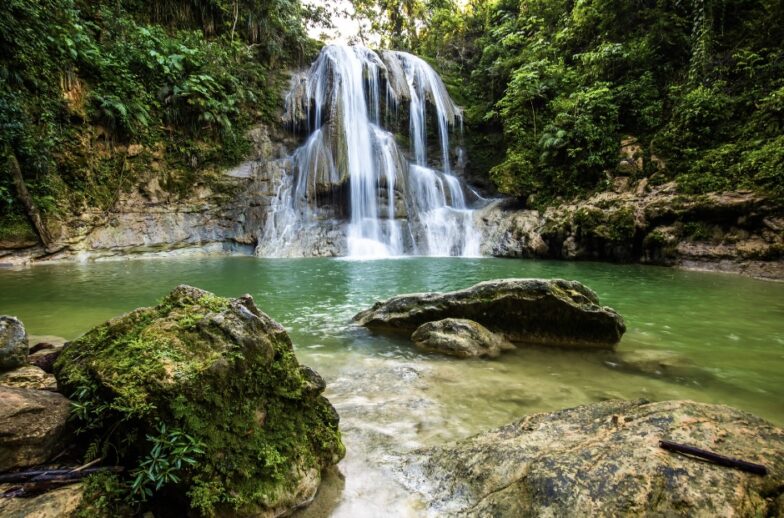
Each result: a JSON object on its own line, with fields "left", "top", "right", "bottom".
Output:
{"left": 257, "top": 44, "right": 481, "bottom": 258}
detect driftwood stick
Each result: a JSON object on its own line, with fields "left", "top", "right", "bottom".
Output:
{"left": 7, "top": 150, "right": 54, "bottom": 250}
{"left": 70, "top": 457, "right": 103, "bottom": 473}
{"left": 30, "top": 466, "right": 123, "bottom": 482}
{"left": 659, "top": 440, "right": 768, "bottom": 476}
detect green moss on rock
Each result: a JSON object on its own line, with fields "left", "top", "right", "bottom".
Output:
{"left": 54, "top": 285, "right": 344, "bottom": 517}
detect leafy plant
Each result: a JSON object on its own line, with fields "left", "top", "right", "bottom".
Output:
{"left": 130, "top": 421, "right": 205, "bottom": 501}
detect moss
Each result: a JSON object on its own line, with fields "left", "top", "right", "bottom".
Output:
{"left": 0, "top": 213, "right": 36, "bottom": 243}
{"left": 572, "top": 206, "right": 636, "bottom": 242}
{"left": 644, "top": 228, "right": 673, "bottom": 247}
{"left": 74, "top": 472, "right": 131, "bottom": 518}
{"left": 54, "top": 285, "right": 344, "bottom": 516}
{"left": 682, "top": 221, "right": 715, "bottom": 241}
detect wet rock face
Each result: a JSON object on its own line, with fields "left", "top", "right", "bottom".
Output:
{"left": 399, "top": 399, "right": 784, "bottom": 517}
{"left": 0, "top": 316, "right": 28, "bottom": 372}
{"left": 0, "top": 386, "right": 71, "bottom": 471}
{"left": 54, "top": 285, "right": 344, "bottom": 517}
{"left": 411, "top": 318, "right": 515, "bottom": 358}
{"left": 354, "top": 278, "right": 625, "bottom": 350}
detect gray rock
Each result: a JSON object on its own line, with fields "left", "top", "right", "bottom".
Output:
{"left": 411, "top": 318, "right": 515, "bottom": 358}
{"left": 0, "top": 316, "right": 28, "bottom": 372}
{"left": 354, "top": 278, "right": 625, "bottom": 350}
{"left": 399, "top": 399, "right": 784, "bottom": 517}
{"left": 0, "top": 386, "right": 71, "bottom": 471}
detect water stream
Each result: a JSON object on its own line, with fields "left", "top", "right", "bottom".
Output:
{"left": 257, "top": 45, "right": 481, "bottom": 258}
{"left": 1, "top": 257, "right": 782, "bottom": 516}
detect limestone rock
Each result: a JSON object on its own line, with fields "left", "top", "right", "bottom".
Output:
{"left": 399, "top": 399, "right": 784, "bottom": 517}
{"left": 0, "top": 316, "right": 28, "bottom": 372}
{"left": 0, "top": 365, "right": 57, "bottom": 390}
{"left": 0, "top": 386, "right": 71, "bottom": 471}
{"left": 411, "top": 318, "right": 514, "bottom": 358}
{"left": 0, "top": 484, "right": 84, "bottom": 518}
{"left": 354, "top": 278, "right": 625, "bottom": 350}
{"left": 477, "top": 183, "right": 784, "bottom": 280}
{"left": 54, "top": 285, "right": 344, "bottom": 517}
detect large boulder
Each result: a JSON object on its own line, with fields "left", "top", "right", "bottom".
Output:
{"left": 0, "top": 316, "right": 28, "bottom": 372}
{"left": 0, "top": 386, "right": 72, "bottom": 471}
{"left": 354, "top": 279, "right": 625, "bottom": 349}
{"left": 53, "top": 285, "right": 345, "bottom": 517}
{"left": 411, "top": 318, "right": 515, "bottom": 358}
{"left": 398, "top": 400, "right": 784, "bottom": 517}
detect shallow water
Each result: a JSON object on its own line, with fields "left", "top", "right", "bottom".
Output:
{"left": 1, "top": 257, "right": 783, "bottom": 515}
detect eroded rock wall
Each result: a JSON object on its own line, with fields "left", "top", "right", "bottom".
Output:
{"left": 477, "top": 181, "right": 784, "bottom": 279}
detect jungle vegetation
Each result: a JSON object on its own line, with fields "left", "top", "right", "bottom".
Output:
{"left": 0, "top": 0, "right": 320, "bottom": 242}
{"left": 353, "top": 0, "right": 784, "bottom": 204}
{"left": 2, "top": 0, "right": 782, "bottom": 244}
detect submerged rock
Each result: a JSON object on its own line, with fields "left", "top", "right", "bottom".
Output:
{"left": 54, "top": 285, "right": 345, "bottom": 517}
{"left": 0, "top": 316, "right": 28, "bottom": 372}
{"left": 604, "top": 348, "right": 716, "bottom": 384}
{"left": 399, "top": 399, "right": 784, "bottom": 517}
{"left": 354, "top": 278, "right": 625, "bottom": 349}
{"left": 0, "top": 386, "right": 71, "bottom": 471}
{"left": 411, "top": 318, "right": 515, "bottom": 358}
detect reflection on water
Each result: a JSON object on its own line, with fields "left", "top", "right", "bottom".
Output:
{"left": 1, "top": 257, "right": 783, "bottom": 515}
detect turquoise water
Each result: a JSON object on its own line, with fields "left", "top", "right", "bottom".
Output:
{"left": 1, "top": 257, "right": 782, "bottom": 515}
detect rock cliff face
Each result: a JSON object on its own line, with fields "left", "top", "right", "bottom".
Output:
{"left": 0, "top": 124, "right": 298, "bottom": 265}
{"left": 398, "top": 399, "right": 784, "bottom": 517}
{"left": 2, "top": 109, "right": 781, "bottom": 280}
{"left": 476, "top": 181, "right": 784, "bottom": 279}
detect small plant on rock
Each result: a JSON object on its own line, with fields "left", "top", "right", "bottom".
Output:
{"left": 131, "top": 421, "right": 205, "bottom": 501}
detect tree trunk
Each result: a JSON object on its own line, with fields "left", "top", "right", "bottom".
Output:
{"left": 7, "top": 151, "right": 54, "bottom": 250}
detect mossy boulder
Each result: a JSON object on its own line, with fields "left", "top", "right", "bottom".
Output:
{"left": 53, "top": 285, "right": 344, "bottom": 517}
{"left": 354, "top": 279, "right": 625, "bottom": 350}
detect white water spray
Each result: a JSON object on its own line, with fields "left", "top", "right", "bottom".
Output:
{"left": 258, "top": 45, "right": 481, "bottom": 258}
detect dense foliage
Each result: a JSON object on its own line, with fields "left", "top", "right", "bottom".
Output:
{"left": 2, "top": 0, "right": 782, "bottom": 245}
{"left": 0, "top": 0, "right": 314, "bottom": 241}
{"left": 357, "top": 0, "right": 784, "bottom": 203}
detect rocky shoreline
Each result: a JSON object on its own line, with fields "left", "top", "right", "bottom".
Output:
{"left": 476, "top": 180, "right": 784, "bottom": 280}
{"left": 2, "top": 280, "right": 783, "bottom": 516}
{"left": 1, "top": 123, "right": 781, "bottom": 280}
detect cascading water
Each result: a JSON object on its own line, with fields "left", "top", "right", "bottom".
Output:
{"left": 257, "top": 44, "right": 482, "bottom": 258}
